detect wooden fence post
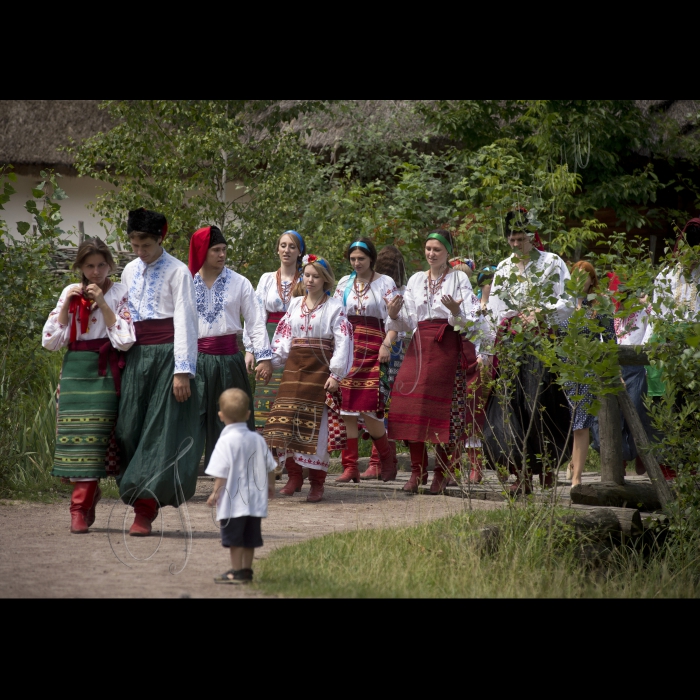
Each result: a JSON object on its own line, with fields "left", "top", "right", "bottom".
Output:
{"left": 598, "top": 393, "right": 625, "bottom": 485}
{"left": 616, "top": 387, "right": 673, "bottom": 507}
{"left": 78, "top": 221, "right": 85, "bottom": 244}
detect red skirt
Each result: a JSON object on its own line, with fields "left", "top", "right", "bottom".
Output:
{"left": 388, "top": 321, "right": 466, "bottom": 445}
{"left": 340, "top": 315, "right": 385, "bottom": 414}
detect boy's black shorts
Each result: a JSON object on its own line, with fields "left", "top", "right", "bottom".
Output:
{"left": 220, "top": 516, "right": 263, "bottom": 548}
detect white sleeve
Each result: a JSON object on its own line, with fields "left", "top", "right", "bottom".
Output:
{"left": 270, "top": 310, "right": 292, "bottom": 369}
{"left": 204, "top": 440, "right": 231, "bottom": 479}
{"left": 106, "top": 290, "right": 137, "bottom": 351}
{"left": 241, "top": 278, "right": 272, "bottom": 361}
{"left": 548, "top": 258, "right": 575, "bottom": 324}
{"left": 329, "top": 309, "right": 354, "bottom": 381}
{"left": 449, "top": 273, "right": 495, "bottom": 353}
{"left": 173, "top": 268, "right": 198, "bottom": 377}
{"left": 42, "top": 288, "right": 72, "bottom": 351}
{"left": 260, "top": 435, "right": 278, "bottom": 473}
{"left": 243, "top": 274, "right": 269, "bottom": 354}
{"left": 386, "top": 282, "right": 416, "bottom": 333}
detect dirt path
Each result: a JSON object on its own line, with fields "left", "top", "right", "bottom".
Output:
{"left": 0, "top": 477, "right": 501, "bottom": 598}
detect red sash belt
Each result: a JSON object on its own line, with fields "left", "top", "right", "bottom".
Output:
{"left": 348, "top": 315, "right": 385, "bottom": 332}
{"left": 267, "top": 312, "right": 285, "bottom": 324}
{"left": 134, "top": 318, "right": 175, "bottom": 345}
{"left": 68, "top": 339, "right": 126, "bottom": 396}
{"left": 198, "top": 334, "right": 239, "bottom": 355}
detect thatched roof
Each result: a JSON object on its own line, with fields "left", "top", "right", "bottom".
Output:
{"left": 1, "top": 100, "right": 697, "bottom": 170}
{"left": 0, "top": 100, "right": 115, "bottom": 171}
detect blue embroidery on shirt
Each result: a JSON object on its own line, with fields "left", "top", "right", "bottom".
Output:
{"left": 194, "top": 268, "right": 231, "bottom": 326}
{"left": 127, "top": 252, "right": 172, "bottom": 321}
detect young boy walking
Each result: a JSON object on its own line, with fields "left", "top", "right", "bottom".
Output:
{"left": 206, "top": 388, "right": 276, "bottom": 584}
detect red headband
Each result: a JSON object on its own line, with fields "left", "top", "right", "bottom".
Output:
{"left": 188, "top": 226, "right": 212, "bottom": 277}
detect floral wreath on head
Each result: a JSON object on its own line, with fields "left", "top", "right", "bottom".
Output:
{"left": 302, "top": 254, "right": 330, "bottom": 270}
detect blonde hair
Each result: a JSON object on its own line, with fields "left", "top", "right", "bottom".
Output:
{"left": 304, "top": 259, "right": 335, "bottom": 292}
{"left": 219, "top": 388, "right": 250, "bottom": 423}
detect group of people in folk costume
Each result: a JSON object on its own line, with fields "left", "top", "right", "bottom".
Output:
{"left": 43, "top": 207, "right": 700, "bottom": 536}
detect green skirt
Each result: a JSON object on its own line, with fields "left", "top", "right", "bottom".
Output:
{"left": 52, "top": 350, "right": 118, "bottom": 479}
{"left": 253, "top": 321, "right": 284, "bottom": 431}
{"left": 115, "top": 344, "right": 200, "bottom": 508}
{"left": 194, "top": 351, "right": 255, "bottom": 468}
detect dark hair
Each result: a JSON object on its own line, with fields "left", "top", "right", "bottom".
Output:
{"left": 346, "top": 238, "right": 377, "bottom": 268}
{"left": 685, "top": 222, "right": 700, "bottom": 248}
{"left": 73, "top": 238, "right": 116, "bottom": 286}
{"left": 376, "top": 245, "right": 407, "bottom": 287}
{"left": 504, "top": 210, "right": 529, "bottom": 239}
{"left": 426, "top": 229, "right": 455, "bottom": 254}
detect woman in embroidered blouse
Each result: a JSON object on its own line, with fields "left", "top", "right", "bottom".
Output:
{"left": 386, "top": 230, "right": 493, "bottom": 494}
{"left": 333, "top": 238, "right": 400, "bottom": 483}
{"left": 43, "top": 238, "right": 136, "bottom": 534}
{"left": 560, "top": 262, "right": 616, "bottom": 487}
{"left": 263, "top": 256, "right": 353, "bottom": 503}
{"left": 244, "top": 231, "right": 306, "bottom": 437}
{"left": 189, "top": 225, "right": 272, "bottom": 469}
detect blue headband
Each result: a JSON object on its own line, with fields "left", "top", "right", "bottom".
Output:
{"left": 349, "top": 241, "right": 370, "bottom": 254}
{"left": 284, "top": 230, "right": 305, "bottom": 256}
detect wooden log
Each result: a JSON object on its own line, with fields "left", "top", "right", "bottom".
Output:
{"left": 561, "top": 508, "right": 620, "bottom": 540}
{"left": 616, "top": 387, "right": 673, "bottom": 507}
{"left": 598, "top": 393, "right": 625, "bottom": 485}
{"left": 567, "top": 505, "right": 643, "bottom": 537}
{"left": 570, "top": 481, "right": 662, "bottom": 511}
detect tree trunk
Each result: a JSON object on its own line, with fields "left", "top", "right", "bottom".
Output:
{"left": 598, "top": 393, "right": 625, "bottom": 485}
{"left": 616, "top": 387, "right": 673, "bottom": 508}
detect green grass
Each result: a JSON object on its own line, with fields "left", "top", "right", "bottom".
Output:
{"left": 255, "top": 507, "right": 700, "bottom": 598}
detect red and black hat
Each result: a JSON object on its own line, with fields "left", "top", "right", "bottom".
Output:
{"left": 127, "top": 208, "right": 168, "bottom": 240}
{"left": 188, "top": 226, "right": 227, "bottom": 276}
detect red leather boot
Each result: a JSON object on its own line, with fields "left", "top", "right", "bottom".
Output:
{"left": 70, "top": 481, "right": 99, "bottom": 534}
{"left": 337, "top": 438, "right": 360, "bottom": 483}
{"left": 466, "top": 448, "right": 483, "bottom": 484}
{"left": 86, "top": 483, "right": 102, "bottom": 527}
{"left": 279, "top": 457, "right": 303, "bottom": 495}
{"left": 430, "top": 446, "right": 453, "bottom": 494}
{"left": 360, "top": 442, "right": 382, "bottom": 480}
{"left": 307, "top": 468, "right": 327, "bottom": 503}
{"left": 373, "top": 433, "right": 398, "bottom": 482}
{"left": 404, "top": 442, "right": 429, "bottom": 493}
{"left": 129, "top": 498, "right": 159, "bottom": 537}
{"left": 509, "top": 472, "right": 532, "bottom": 497}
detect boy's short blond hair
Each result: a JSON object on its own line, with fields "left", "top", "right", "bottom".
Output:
{"left": 219, "top": 388, "right": 250, "bottom": 423}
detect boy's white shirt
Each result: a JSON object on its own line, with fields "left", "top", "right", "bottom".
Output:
{"left": 205, "top": 423, "right": 277, "bottom": 521}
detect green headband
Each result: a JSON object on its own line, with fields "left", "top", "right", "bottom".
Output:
{"left": 427, "top": 232, "right": 453, "bottom": 255}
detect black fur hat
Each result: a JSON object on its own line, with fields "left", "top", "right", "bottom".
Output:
{"left": 127, "top": 208, "right": 168, "bottom": 240}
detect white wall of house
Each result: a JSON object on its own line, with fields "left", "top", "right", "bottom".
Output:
{"left": 1, "top": 174, "right": 114, "bottom": 244}
{"left": 1, "top": 174, "right": 249, "bottom": 246}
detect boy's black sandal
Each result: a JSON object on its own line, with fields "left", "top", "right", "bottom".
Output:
{"left": 214, "top": 569, "right": 247, "bottom": 584}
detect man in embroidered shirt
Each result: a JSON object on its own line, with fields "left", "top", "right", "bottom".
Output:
{"left": 188, "top": 225, "right": 272, "bottom": 469}
{"left": 116, "top": 208, "right": 200, "bottom": 536}
{"left": 483, "top": 210, "right": 574, "bottom": 495}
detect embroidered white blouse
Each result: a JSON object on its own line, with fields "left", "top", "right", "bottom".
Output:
{"left": 487, "top": 250, "right": 574, "bottom": 327}
{"left": 42, "top": 282, "right": 136, "bottom": 352}
{"left": 194, "top": 268, "right": 272, "bottom": 360}
{"left": 643, "top": 264, "right": 700, "bottom": 342}
{"left": 243, "top": 271, "right": 297, "bottom": 355}
{"left": 386, "top": 270, "right": 493, "bottom": 351}
{"left": 270, "top": 296, "right": 354, "bottom": 382}
{"left": 121, "top": 250, "right": 198, "bottom": 377}
{"left": 616, "top": 306, "right": 651, "bottom": 346}
{"left": 334, "top": 273, "right": 399, "bottom": 320}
